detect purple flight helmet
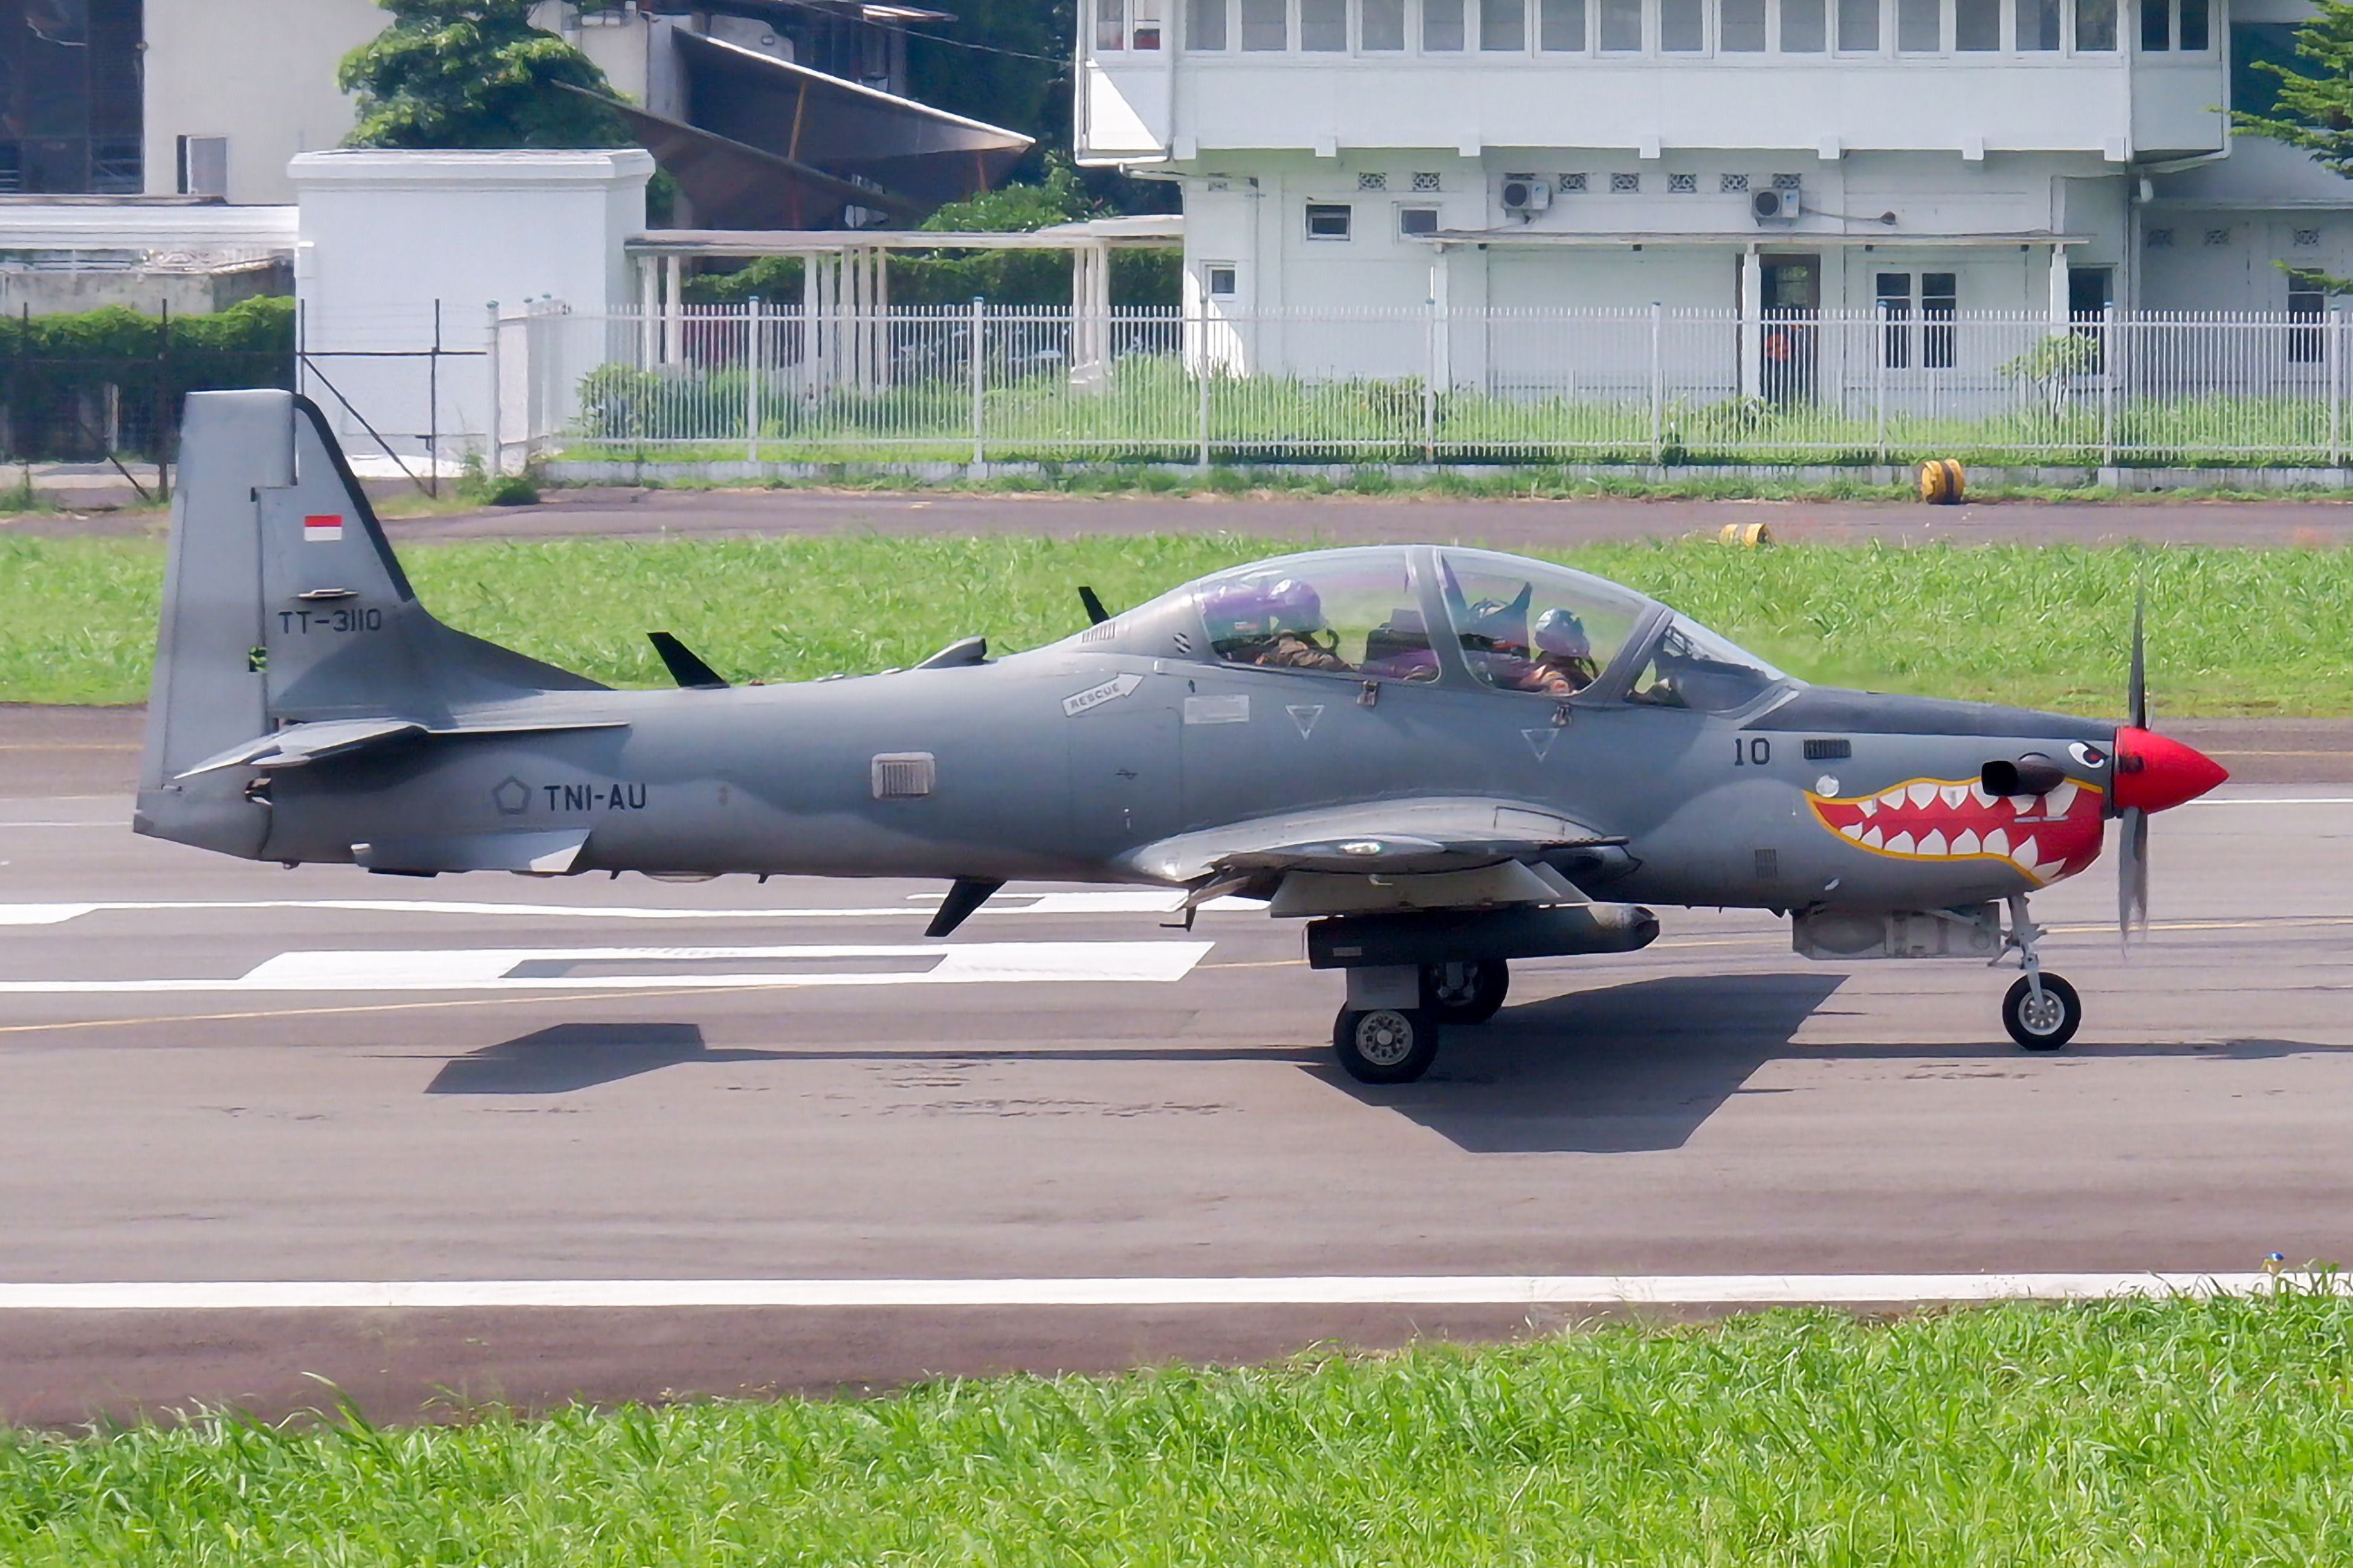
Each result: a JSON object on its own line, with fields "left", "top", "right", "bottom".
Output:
{"left": 1203, "top": 573, "right": 1324, "bottom": 639}
{"left": 1533, "top": 608, "right": 1591, "bottom": 660}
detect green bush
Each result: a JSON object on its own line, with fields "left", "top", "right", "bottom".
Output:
{"left": 2, "top": 297, "right": 295, "bottom": 461}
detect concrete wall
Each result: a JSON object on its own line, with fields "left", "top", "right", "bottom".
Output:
{"left": 0, "top": 260, "right": 290, "bottom": 319}
{"left": 290, "top": 149, "right": 655, "bottom": 461}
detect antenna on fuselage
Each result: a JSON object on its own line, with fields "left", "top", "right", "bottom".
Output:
{"left": 1078, "top": 586, "right": 1111, "bottom": 626}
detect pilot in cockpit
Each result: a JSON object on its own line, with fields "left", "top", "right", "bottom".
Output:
{"left": 1521, "top": 608, "right": 1600, "bottom": 696}
{"left": 1205, "top": 576, "right": 1352, "bottom": 673}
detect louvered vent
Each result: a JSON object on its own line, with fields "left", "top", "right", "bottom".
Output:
{"left": 872, "top": 753, "right": 937, "bottom": 800}
{"left": 1803, "top": 738, "right": 1852, "bottom": 761}
{"left": 1753, "top": 848, "right": 1779, "bottom": 881}
{"left": 1081, "top": 619, "right": 1122, "bottom": 643}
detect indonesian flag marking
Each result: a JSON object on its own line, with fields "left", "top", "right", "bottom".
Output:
{"left": 303, "top": 514, "right": 345, "bottom": 543}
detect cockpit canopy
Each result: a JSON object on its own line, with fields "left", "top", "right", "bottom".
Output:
{"left": 1073, "top": 546, "right": 1790, "bottom": 715}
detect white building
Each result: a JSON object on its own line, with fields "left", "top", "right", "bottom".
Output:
{"left": 1078, "top": 0, "right": 2270, "bottom": 362}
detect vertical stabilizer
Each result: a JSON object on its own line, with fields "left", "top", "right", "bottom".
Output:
{"left": 136, "top": 391, "right": 602, "bottom": 857}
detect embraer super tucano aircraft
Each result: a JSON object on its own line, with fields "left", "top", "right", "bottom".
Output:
{"left": 136, "top": 392, "right": 2227, "bottom": 1083}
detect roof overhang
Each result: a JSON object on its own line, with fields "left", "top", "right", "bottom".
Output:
{"left": 1427, "top": 228, "right": 2091, "bottom": 250}
{"left": 627, "top": 215, "right": 1183, "bottom": 258}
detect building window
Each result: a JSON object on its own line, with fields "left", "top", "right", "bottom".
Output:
{"left": 1186, "top": 0, "right": 1228, "bottom": 49}
{"left": 1558, "top": 172, "right": 1588, "bottom": 192}
{"left": 2290, "top": 271, "right": 2328, "bottom": 364}
{"left": 2076, "top": 0, "right": 2117, "bottom": 50}
{"left": 2141, "top": 0, "right": 2169, "bottom": 50}
{"left": 1359, "top": 172, "right": 1389, "bottom": 191}
{"left": 1205, "top": 263, "right": 1238, "bottom": 297}
{"left": 1610, "top": 172, "right": 1642, "bottom": 193}
{"left": 1782, "top": 0, "right": 1828, "bottom": 49}
{"left": 1238, "top": 0, "right": 1286, "bottom": 50}
{"left": 1661, "top": 0, "right": 1703, "bottom": 49}
{"left": 1897, "top": 0, "right": 1938, "bottom": 51}
{"left": 2146, "top": 227, "right": 2174, "bottom": 248}
{"left": 1413, "top": 171, "right": 1442, "bottom": 192}
{"left": 1599, "top": 0, "right": 1640, "bottom": 50}
{"left": 1668, "top": 172, "right": 1697, "bottom": 193}
{"left": 1305, "top": 202, "right": 1353, "bottom": 239}
{"left": 1877, "top": 273, "right": 1913, "bottom": 369}
{"left": 178, "top": 137, "right": 230, "bottom": 198}
{"left": 1923, "top": 272, "right": 1957, "bottom": 368}
{"left": 2018, "top": 0, "right": 2061, "bottom": 50}
{"left": 1539, "top": 0, "right": 1587, "bottom": 49}
{"left": 1482, "top": 0, "right": 1529, "bottom": 49}
{"left": 1363, "top": 0, "right": 1407, "bottom": 48}
{"left": 2181, "top": 0, "right": 2209, "bottom": 50}
{"left": 1958, "top": 0, "right": 2001, "bottom": 48}
{"left": 1397, "top": 205, "right": 1440, "bottom": 237}
{"left": 1299, "top": 0, "right": 1346, "bottom": 49}
{"left": 1425, "top": 0, "right": 1468, "bottom": 49}
{"left": 1721, "top": 173, "right": 1750, "bottom": 192}
{"left": 2295, "top": 227, "right": 2322, "bottom": 247}
{"left": 1098, "top": 0, "right": 1124, "bottom": 49}
{"left": 1838, "top": 0, "right": 1880, "bottom": 51}
{"left": 0, "top": 0, "right": 142, "bottom": 195}
{"left": 1718, "top": 0, "right": 1766, "bottom": 48}
{"left": 2204, "top": 227, "right": 2232, "bottom": 247}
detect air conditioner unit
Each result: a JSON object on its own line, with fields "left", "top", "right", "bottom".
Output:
{"left": 1752, "top": 187, "right": 1801, "bottom": 223}
{"left": 1501, "top": 176, "right": 1552, "bottom": 218}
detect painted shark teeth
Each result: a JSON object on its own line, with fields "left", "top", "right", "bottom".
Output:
{"left": 1939, "top": 785, "right": 1970, "bottom": 810}
{"left": 1885, "top": 830, "right": 1917, "bottom": 855}
{"left": 1840, "top": 822, "right": 1867, "bottom": 840}
{"left": 1981, "top": 827, "right": 2010, "bottom": 859}
{"left": 1857, "top": 796, "right": 1879, "bottom": 818}
{"left": 2043, "top": 780, "right": 2079, "bottom": 816}
{"left": 1907, "top": 782, "right": 1938, "bottom": 809}
{"left": 1918, "top": 829, "right": 1950, "bottom": 857}
{"left": 1877, "top": 788, "right": 1907, "bottom": 809}
{"left": 1953, "top": 828, "right": 1982, "bottom": 856}
{"left": 1860, "top": 826, "right": 1885, "bottom": 850}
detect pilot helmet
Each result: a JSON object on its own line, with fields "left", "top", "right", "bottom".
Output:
{"left": 1204, "top": 574, "right": 1324, "bottom": 637}
{"left": 1533, "top": 608, "right": 1591, "bottom": 660}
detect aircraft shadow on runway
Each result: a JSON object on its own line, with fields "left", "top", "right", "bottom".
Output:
{"left": 426, "top": 1023, "right": 790, "bottom": 1095}
{"left": 1313, "top": 973, "right": 2353, "bottom": 1155}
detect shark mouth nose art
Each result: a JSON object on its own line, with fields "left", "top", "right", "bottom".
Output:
{"left": 1807, "top": 777, "right": 2106, "bottom": 887}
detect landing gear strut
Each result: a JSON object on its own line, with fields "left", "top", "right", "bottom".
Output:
{"left": 1420, "top": 959, "right": 1509, "bottom": 1024}
{"left": 1997, "top": 894, "right": 2082, "bottom": 1050}
{"left": 1332, "top": 964, "right": 1442, "bottom": 1084}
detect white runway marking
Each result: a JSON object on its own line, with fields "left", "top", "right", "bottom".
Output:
{"left": 2183, "top": 796, "right": 2353, "bottom": 808}
{"left": 0, "top": 892, "right": 1252, "bottom": 927}
{"left": 0, "top": 941, "right": 1214, "bottom": 993}
{"left": 0, "top": 1274, "right": 2331, "bottom": 1312}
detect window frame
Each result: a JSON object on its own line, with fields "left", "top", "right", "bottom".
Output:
{"left": 1304, "top": 201, "right": 1355, "bottom": 240}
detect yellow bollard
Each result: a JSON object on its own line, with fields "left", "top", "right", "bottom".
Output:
{"left": 1918, "top": 458, "right": 1967, "bottom": 505}
{"left": 1717, "top": 521, "right": 1774, "bottom": 548}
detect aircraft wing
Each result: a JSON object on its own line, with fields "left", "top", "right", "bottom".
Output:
{"left": 1123, "top": 798, "right": 1629, "bottom": 917}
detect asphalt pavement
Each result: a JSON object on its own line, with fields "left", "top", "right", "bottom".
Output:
{"left": 15, "top": 485, "right": 2353, "bottom": 546}
{"left": 3, "top": 713, "right": 2352, "bottom": 1423}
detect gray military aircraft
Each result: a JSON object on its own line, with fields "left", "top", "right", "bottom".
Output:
{"left": 137, "top": 392, "right": 2228, "bottom": 1083}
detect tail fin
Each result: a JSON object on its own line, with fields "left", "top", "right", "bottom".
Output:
{"left": 136, "top": 390, "right": 601, "bottom": 856}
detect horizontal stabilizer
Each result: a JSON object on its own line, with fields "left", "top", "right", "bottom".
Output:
{"left": 176, "top": 717, "right": 630, "bottom": 780}
{"left": 354, "top": 829, "right": 591, "bottom": 877}
{"left": 649, "top": 632, "right": 730, "bottom": 689}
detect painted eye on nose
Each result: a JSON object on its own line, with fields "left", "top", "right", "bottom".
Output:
{"left": 2069, "top": 742, "right": 2109, "bottom": 769}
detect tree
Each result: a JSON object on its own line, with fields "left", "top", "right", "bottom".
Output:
{"left": 340, "top": 0, "right": 632, "bottom": 150}
{"left": 2234, "top": 2, "right": 2353, "bottom": 179}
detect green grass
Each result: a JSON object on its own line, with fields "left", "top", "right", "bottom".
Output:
{"left": 5, "top": 534, "right": 2349, "bottom": 715}
{"left": 6, "top": 1294, "right": 2353, "bottom": 1564}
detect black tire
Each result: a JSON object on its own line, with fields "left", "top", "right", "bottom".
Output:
{"left": 1332, "top": 1006, "right": 1439, "bottom": 1085}
{"left": 2002, "top": 973, "right": 2082, "bottom": 1051}
{"left": 1420, "top": 959, "right": 1510, "bottom": 1025}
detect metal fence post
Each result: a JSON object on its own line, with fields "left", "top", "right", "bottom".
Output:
{"left": 2331, "top": 305, "right": 2345, "bottom": 471}
{"left": 970, "top": 296, "right": 987, "bottom": 468}
{"left": 1196, "top": 313, "right": 1212, "bottom": 469}
{"left": 1873, "top": 306, "right": 1888, "bottom": 466}
{"left": 746, "top": 297, "right": 763, "bottom": 467}
{"left": 2100, "top": 304, "right": 2117, "bottom": 469}
{"left": 154, "top": 300, "right": 172, "bottom": 501}
{"left": 1648, "top": 302, "right": 1665, "bottom": 466}
{"left": 484, "top": 302, "right": 502, "bottom": 476}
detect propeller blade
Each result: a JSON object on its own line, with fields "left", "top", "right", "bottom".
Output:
{"left": 2128, "top": 584, "right": 2147, "bottom": 732}
{"left": 2118, "top": 805, "right": 2149, "bottom": 950}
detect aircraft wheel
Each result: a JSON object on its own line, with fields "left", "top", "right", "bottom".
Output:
{"left": 2002, "top": 974, "right": 2082, "bottom": 1051}
{"left": 1333, "top": 1006, "right": 1439, "bottom": 1085}
{"left": 1420, "top": 959, "right": 1509, "bottom": 1024}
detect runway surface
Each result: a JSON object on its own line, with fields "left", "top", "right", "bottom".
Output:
{"left": 3, "top": 707, "right": 2352, "bottom": 1423}
{"left": 15, "top": 485, "right": 2353, "bottom": 546}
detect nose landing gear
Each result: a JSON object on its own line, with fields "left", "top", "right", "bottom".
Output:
{"left": 1997, "top": 894, "right": 2082, "bottom": 1050}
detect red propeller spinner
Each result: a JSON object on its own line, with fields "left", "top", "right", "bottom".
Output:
{"left": 2111, "top": 726, "right": 2230, "bottom": 816}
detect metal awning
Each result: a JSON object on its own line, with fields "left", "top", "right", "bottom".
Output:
{"left": 627, "top": 215, "right": 1182, "bottom": 257}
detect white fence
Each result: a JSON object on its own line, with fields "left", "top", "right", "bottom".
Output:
{"left": 491, "top": 303, "right": 2353, "bottom": 470}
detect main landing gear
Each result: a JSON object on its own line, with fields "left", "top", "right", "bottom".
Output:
{"left": 1998, "top": 894, "right": 2082, "bottom": 1051}
{"left": 1331, "top": 960, "right": 1510, "bottom": 1084}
